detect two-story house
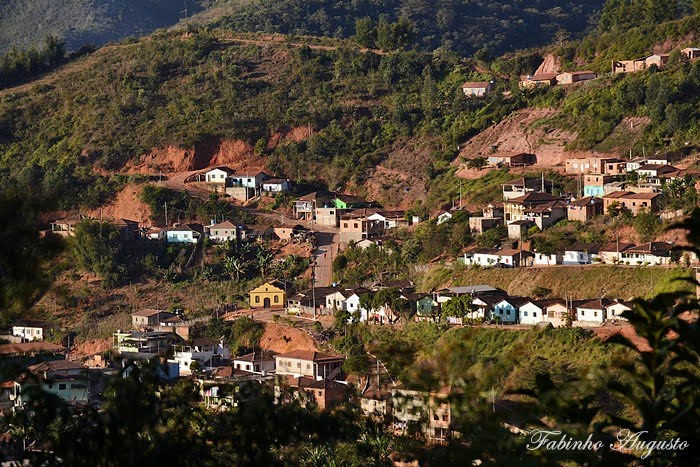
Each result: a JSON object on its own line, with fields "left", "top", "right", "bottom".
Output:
{"left": 274, "top": 350, "right": 345, "bottom": 381}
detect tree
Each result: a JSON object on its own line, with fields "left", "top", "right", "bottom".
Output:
{"left": 633, "top": 209, "right": 660, "bottom": 242}
{"left": 466, "top": 157, "right": 487, "bottom": 170}
{"left": 70, "top": 220, "right": 122, "bottom": 285}
{"left": 354, "top": 17, "right": 376, "bottom": 48}
{"left": 442, "top": 295, "right": 476, "bottom": 322}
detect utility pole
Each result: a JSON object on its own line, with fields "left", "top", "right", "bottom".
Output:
{"left": 312, "top": 260, "right": 317, "bottom": 321}
{"left": 459, "top": 179, "right": 462, "bottom": 209}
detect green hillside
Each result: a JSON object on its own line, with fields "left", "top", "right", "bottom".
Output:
{"left": 208, "top": 0, "right": 606, "bottom": 56}
{"left": 0, "top": 0, "right": 204, "bottom": 53}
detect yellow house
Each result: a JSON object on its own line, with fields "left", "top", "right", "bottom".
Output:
{"left": 249, "top": 281, "right": 286, "bottom": 309}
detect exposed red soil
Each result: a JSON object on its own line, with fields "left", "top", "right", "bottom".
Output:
{"left": 259, "top": 322, "right": 318, "bottom": 353}
{"left": 534, "top": 54, "right": 561, "bottom": 75}
{"left": 87, "top": 183, "right": 152, "bottom": 225}
{"left": 70, "top": 338, "right": 112, "bottom": 357}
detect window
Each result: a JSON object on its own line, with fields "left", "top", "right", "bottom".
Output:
{"left": 533, "top": 312, "right": 537, "bottom": 317}
{"left": 274, "top": 296, "right": 279, "bottom": 303}
{"left": 58, "top": 383, "right": 67, "bottom": 390}
{"left": 581, "top": 310, "right": 585, "bottom": 316}
{"left": 354, "top": 223, "right": 359, "bottom": 228}
{"left": 594, "top": 311, "right": 598, "bottom": 317}
{"left": 255, "top": 296, "right": 260, "bottom": 303}
{"left": 343, "top": 223, "right": 348, "bottom": 228}
{"left": 523, "top": 311, "right": 528, "bottom": 317}
{"left": 433, "top": 413, "right": 439, "bottom": 421}
{"left": 318, "top": 391, "right": 323, "bottom": 396}
{"left": 442, "top": 415, "right": 448, "bottom": 421}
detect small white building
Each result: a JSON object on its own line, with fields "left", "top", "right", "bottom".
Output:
{"left": 461, "top": 81, "right": 493, "bottom": 97}
{"left": 518, "top": 301, "right": 545, "bottom": 325}
{"left": 367, "top": 211, "right": 408, "bottom": 230}
{"left": 205, "top": 167, "right": 235, "bottom": 184}
{"left": 170, "top": 338, "right": 230, "bottom": 376}
{"left": 492, "top": 297, "right": 527, "bottom": 324}
{"left": 534, "top": 252, "right": 561, "bottom": 266}
{"left": 262, "top": 178, "right": 290, "bottom": 192}
{"left": 540, "top": 300, "right": 571, "bottom": 327}
{"left": 325, "top": 290, "right": 353, "bottom": 311}
{"left": 165, "top": 224, "right": 202, "bottom": 244}
{"left": 575, "top": 298, "right": 610, "bottom": 325}
{"left": 345, "top": 293, "right": 368, "bottom": 322}
{"left": 229, "top": 172, "right": 268, "bottom": 189}
{"left": 563, "top": 243, "right": 600, "bottom": 265}
{"left": 12, "top": 320, "right": 50, "bottom": 342}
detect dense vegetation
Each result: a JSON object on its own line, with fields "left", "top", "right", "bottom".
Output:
{"left": 0, "top": 0, "right": 203, "bottom": 53}
{"left": 211, "top": 0, "right": 606, "bottom": 57}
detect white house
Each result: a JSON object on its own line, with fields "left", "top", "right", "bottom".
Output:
{"left": 325, "top": 290, "right": 353, "bottom": 311}
{"left": 262, "top": 178, "right": 290, "bottom": 192}
{"left": 462, "top": 81, "right": 493, "bottom": 97}
{"left": 205, "top": 167, "right": 235, "bottom": 184}
{"left": 606, "top": 300, "right": 633, "bottom": 322}
{"left": 232, "top": 349, "right": 276, "bottom": 374}
{"left": 518, "top": 301, "right": 545, "bottom": 325}
{"left": 229, "top": 171, "right": 268, "bottom": 189}
{"left": 12, "top": 320, "right": 50, "bottom": 341}
{"left": 169, "top": 338, "right": 230, "bottom": 376}
{"left": 575, "top": 298, "right": 611, "bottom": 325}
{"left": 367, "top": 211, "right": 408, "bottom": 230}
{"left": 165, "top": 224, "right": 203, "bottom": 244}
{"left": 345, "top": 293, "right": 368, "bottom": 322}
{"left": 436, "top": 211, "right": 452, "bottom": 225}
{"left": 619, "top": 242, "right": 675, "bottom": 266}
{"left": 462, "top": 248, "right": 532, "bottom": 268}
{"left": 563, "top": 243, "right": 600, "bottom": 265}
{"left": 533, "top": 252, "right": 561, "bottom": 266}
{"left": 145, "top": 227, "right": 165, "bottom": 241}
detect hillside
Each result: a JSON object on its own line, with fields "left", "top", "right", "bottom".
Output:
{"left": 205, "top": 0, "right": 606, "bottom": 56}
{"left": 0, "top": 0, "right": 204, "bottom": 53}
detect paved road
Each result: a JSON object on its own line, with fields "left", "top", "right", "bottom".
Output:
{"left": 313, "top": 232, "right": 338, "bottom": 287}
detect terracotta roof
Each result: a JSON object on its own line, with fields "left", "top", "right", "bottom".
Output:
{"left": 298, "top": 190, "right": 334, "bottom": 201}
{"left": 131, "top": 309, "right": 170, "bottom": 318}
{"left": 263, "top": 178, "right": 288, "bottom": 184}
{"left": 565, "top": 243, "right": 601, "bottom": 253}
{"left": 210, "top": 366, "right": 233, "bottom": 379}
{"left": 604, "top": 191, "right": 635, "bottom": 199}
{"left": 462, "top": 81, "right": 491, "bottom": 88}
{"left": 600, "top": 242, "right": 635, "bottom": 253}
{"left": 275, "top": 350, "right": 344, "bottom": 362}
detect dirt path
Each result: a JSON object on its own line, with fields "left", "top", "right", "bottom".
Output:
{"left": 313, "top": 232, "right": 338, "bottom": 287}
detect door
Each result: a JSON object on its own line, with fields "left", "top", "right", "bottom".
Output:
{"left": 263, "top": 297, "right": 271, "bottom": 308}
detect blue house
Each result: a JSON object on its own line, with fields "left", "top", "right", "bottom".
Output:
{"left": 491, "top": 297, "right": 529, "bottom": 324}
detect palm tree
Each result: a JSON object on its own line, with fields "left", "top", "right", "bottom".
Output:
{"left": 223, "top": 256, "right": 245, "bottom": 281}
{"left": 256, "top": 249, "right": 274, "bottom": 276}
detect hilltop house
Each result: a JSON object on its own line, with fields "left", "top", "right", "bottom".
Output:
{"left": 556, "top": 71, "right": 596, "bottom": 84}
{"left": 645, "top": 54, "right": 670, "bottom": 69}
{"left": 519, "top": 73, "right": 558, "bottom": 88}
{"left": 274, "top": 350, "right": 344, "bottom": 381}
{"left": 462, "top": 81, "right": 493, "bottom": 97}
{"left": 249, "top": 281, "right": 287, "bottom": 309}
{"left": 567, "top": 196, "right": 604, "bottom": 223}
{"left": 533, "top": 251, "right": 562, "bottom": 266}
{"left": 612, "top": 57, "right": 647, "bottom": 74}
{"left": 488, "top": 152, "right": 536, "bottom": 168}
{"left": 565, "top": 157, "right": 626, "bottom": 175}
{"left": 13, "top": 361, "right": 90, "bottom": 408}
{"left": 11, "top": 320, "right": 52, "bottom": 342}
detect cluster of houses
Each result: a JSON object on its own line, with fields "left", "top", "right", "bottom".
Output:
{"left": 293, "top": 190, "right": 419, "bottom": 243}
{"left": 613, "top": 46, "right": 700, "bottom": 74}
{"left": 188, "top": 166, "right": 290, "bottom": 201}
{"left": 50, "top": 214, "right": 314, "bottom": 246}
{"left": 461, "top": 69, "right": 598, "bottom": 97}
